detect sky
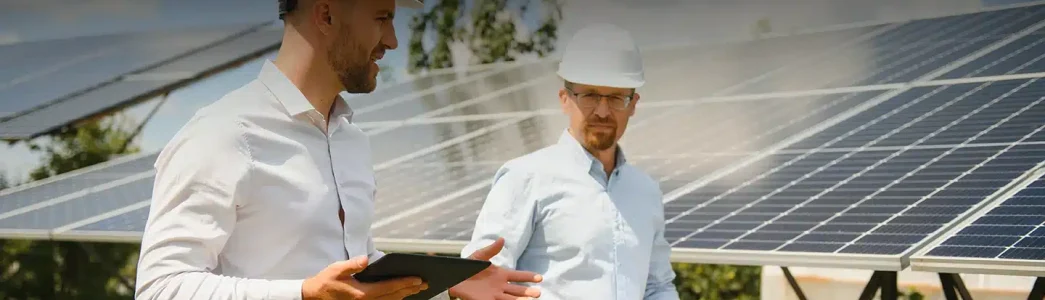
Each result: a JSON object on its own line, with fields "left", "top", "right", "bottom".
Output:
{"left": 0, "top": 0, "right": 1034, "bottom": 183}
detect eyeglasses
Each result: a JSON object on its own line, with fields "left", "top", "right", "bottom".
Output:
{"left": 565, "top": 87, "right": 633, "bottom": 111}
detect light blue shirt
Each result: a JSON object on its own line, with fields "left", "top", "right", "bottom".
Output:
{"left": 462, "top": 129, "right": 679, "bottom": 300}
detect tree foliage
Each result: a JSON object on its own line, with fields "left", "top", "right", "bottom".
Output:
{"left": 407, "top": 0, "right": 563, "bottom": 73}
{"left": 672, "top": 263, "right": 761, "bottom": 300}
{"left": 0, "top": 115, "right": 141, "bottom": 300}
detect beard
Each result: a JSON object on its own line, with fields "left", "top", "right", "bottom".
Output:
{"left": 582, "top": 116, "right": 618, "bottom": 151}
{"left": 328, "top": 32, "right": 378, "bottom": 93}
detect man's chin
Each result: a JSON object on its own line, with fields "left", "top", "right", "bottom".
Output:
{"left": 584, "top": 133, "right": 616, "bottom": 151}
{"left": 343, "top": 77, "right": 377, "bottom": 94}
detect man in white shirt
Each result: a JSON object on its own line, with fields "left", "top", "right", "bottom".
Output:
{"left": 134, "top": 0, "right": 543, "bottom": 299}
{"left": 461, "top": 23, "right": 680, "bottom": 299}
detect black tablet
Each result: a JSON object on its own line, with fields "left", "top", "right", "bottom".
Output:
{"left": 354, "top": 253, "right": 492, "bottom": 300}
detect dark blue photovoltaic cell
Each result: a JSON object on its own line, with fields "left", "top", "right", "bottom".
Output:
{"left": 925, "top": 177, "right": 1045, "bottom": 260}
{"left": 73, "top": 206, "right": 150, "bottom": 232}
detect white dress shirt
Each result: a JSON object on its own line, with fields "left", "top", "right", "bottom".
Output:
{"left": 135, "top": 60, "right": 448, "bottom": 300}
{"left": 462, "top": 130, "right": 680, "bottom": 300}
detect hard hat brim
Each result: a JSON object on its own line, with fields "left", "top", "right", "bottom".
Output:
{"left": 397, "top": 0, "right": 424, "bottom": 8}
{"left": 558, "top": 69, "right": 645, "bottom": 89}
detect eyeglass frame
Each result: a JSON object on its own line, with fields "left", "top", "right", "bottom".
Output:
{"left": 563, "top": 86, "right": 635, "bottom": 111}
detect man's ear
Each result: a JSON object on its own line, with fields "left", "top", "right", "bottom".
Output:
{"left": 559, "top": 88, "right": 569, "bottom": 110}
{"left": 313, "top": 0, "right": 334, "bottom": 36}
{"left": 629, "top": 92, "right": 640, "bottom": 116}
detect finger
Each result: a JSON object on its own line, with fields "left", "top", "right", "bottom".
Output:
{"left": 327, "top": 256, "right": 369, "bottom": 277}
{"left": 503, "top": 283, "right": 541, "bottom": 298}
{"left": 469, "top": 237, "right": 505, "bottom": 260}
{"left": 363, "top": 277, "right": 424, "bottom": 297}
{"left": 372, "top": 282, "right": 427, "bottom": 300}
{"left": 505, "top": 269, "right": 543, "bottom": 283}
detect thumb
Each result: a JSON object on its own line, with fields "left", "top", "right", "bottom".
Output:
{"left": 328, "top": 255, "right": 369, "bottom": 277}
{"left": 469, "top": 237, "right": 505, "bottom": 261}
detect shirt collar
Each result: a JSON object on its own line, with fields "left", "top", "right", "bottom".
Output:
{"left": 557, "top": 129, "right": 628, "bottom": 175}
{"left": 257, "top": 60, "right": 355, "bottom": 122}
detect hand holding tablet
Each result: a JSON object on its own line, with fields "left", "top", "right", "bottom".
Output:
{"left": 348, "top": 238, "right": 543, "bottom": 300}
{"left": 355, "top": 253, "right": 492, "bottom": 300}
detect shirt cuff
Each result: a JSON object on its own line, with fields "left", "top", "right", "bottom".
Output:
{"left": 269, "top": 279, "right": 306, "bottom": 300}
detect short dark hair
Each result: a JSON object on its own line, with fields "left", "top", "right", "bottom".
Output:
{"left": 278, "top": 0, "right": 297, "bottom": 20}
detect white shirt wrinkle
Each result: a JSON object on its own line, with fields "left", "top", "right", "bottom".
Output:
{"left": 135, "top": 60, "right": 448, "bottom": 300}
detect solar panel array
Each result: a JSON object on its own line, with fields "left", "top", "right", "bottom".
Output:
{"left": 0, "top": 22, "right": 283, "bottom": 140}
{"left": 2, "top": 3, "right": 1045, "bottom": 276}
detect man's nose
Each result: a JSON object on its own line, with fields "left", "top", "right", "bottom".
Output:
{"left": 592, "top": 98, "right": 612, "bottom": 118}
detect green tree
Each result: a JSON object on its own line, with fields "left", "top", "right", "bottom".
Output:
{"left": 407, "top": 0, "right": 562, "bottom": 73}
{"left": 0, "top": 114, "right": 142, "bottom": 300}
{"left": 673, "top": 263, "right": 761, "bottom": 300}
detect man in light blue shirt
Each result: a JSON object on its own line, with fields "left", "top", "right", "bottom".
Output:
{"left": 461, "top": 23, "right": 680, "bottom": 300}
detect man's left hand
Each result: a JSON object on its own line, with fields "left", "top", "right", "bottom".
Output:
{"left": 449, "top": 238, "right": 542, "bottom": 300}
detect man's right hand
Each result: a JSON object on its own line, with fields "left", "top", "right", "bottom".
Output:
{"left": 302, "top": 256, "right": 427, "bottom": 300}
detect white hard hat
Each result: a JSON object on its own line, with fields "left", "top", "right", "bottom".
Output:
{"left": 557, "top": 23, "right": 645, "bottom": 89}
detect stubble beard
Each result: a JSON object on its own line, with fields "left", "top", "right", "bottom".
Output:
{"left": 584, "top": 129, "right": 617, "bottom": 151}
{"left": 328, "top": 31, "right": 377, "bottom": 94}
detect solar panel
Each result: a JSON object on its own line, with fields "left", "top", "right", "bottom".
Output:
{"left": 0, "top": 23, "right": 261, "bottom": 121}
{"left": 662, "top": 78, "right": 1045, "bottom": 269}
{"left": 140, "top": 26, "right": 282, "bottom": 77}
{"left": 0, "top": 79, "right": 177, "bottom": 139}
{"left": 911, "top": 167, "right": 1045, "bottom": 276}
{"left": 0, "top": 23, "right": 283, "bottom": 140}
{"left": 0, "top": 174, "right": 153, "bottom": 230}
{"left": 0, "top": 152, "right": 157, "bottom": 221}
